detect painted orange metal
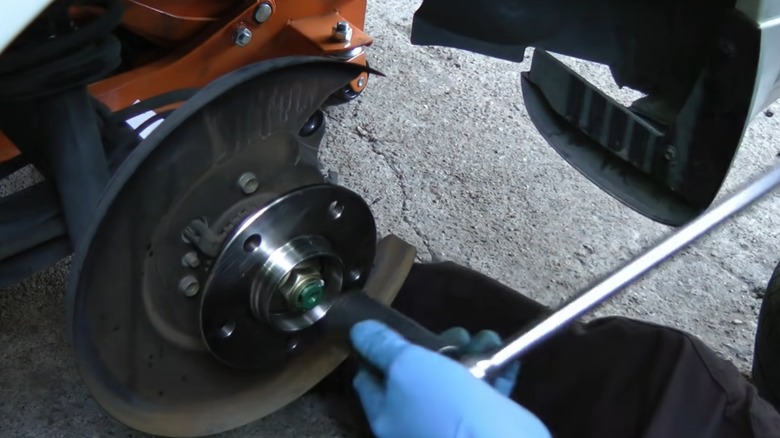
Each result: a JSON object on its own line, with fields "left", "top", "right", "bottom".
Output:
{"left": 0, "top": 0, "right": 371, "bottom": 163}
{"left": 91, "top": 3, "right": 371, "bottom": 110}
{"left": 0, "top": 131, "right": 17, "bottom": 162}
{"left": 120, "top": 0, "right": 238, "bottom": 47}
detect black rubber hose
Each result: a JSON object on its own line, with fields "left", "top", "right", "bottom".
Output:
{"left": 0, "top": 0, "right": 123, "bottom": 72}
{"left": 0, "top": 0, "right": 123, "bottom": 101}
{"left": 0, "top": 36, "right": 121, "bottom": 101}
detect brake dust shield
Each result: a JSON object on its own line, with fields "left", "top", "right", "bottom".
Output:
{"left": 66, "top": 58, "right": 402, "bottom": 437}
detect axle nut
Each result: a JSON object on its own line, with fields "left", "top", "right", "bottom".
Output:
{"left": 297, "top": 280, "right": 325, "bottom": 311}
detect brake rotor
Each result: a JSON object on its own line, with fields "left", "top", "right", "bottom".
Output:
{"left": 66, "top": 59, "right": 393, "bottom": 437}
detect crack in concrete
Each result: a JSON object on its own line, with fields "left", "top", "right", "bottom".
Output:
{"left": 692, "top": 247, "right": 765, "bottom": 297}
{"left": 359, "top": 128, "right": 436, "bottom": 261}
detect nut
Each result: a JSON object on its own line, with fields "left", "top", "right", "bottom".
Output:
{"left": 237, "top": 172, "right": 259, "bottom": 194}
{"left": 278, "top": 264, "right": 326, "bottom": 311}
{"left": 332, "top": 21, "right": 353, "bottom": 43}
{"left": 178, "top": 275, "right": 200, "bottom": 298}
{"left": 234, "top": 26, "right": 253, "bottom": 47}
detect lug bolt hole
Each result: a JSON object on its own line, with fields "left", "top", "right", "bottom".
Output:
{"left": 328, "top": 201, "right": 344, "bottom": 220}
{"left": 243, "top": 234, "right": 262, "bottom": 252}
{"left": 348, "top": 268, "right": 361, "bottom": 282}
{"left": 218, "top": 320, "right": 236, "bottom": 339}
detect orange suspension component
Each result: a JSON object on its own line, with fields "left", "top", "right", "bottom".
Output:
{"left": 0, "top": 0, "right": 371, "bottom": 163}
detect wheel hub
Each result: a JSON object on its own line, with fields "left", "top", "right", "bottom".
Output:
{"left": 201, "top": 184, "right": 377, "bottom": 370}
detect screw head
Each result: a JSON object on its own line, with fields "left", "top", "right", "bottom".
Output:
{"left": 254, "top": 2, "right": 273, "bottom": 23}
{"left": 234, "top": 26, "right": 253, "bottom": 47}
{"left": 237, "top": 172, "right": 259, "bottom": 194}
{"left": 178, "top": 275, "right": 200, "bottom": 297}
{"left": 332, "top": 21, "right": 353, "bottom": 42}
{"left": 182, "top": 251, "right": 200, "bottom": 268}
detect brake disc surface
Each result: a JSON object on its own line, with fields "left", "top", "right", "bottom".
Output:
{"left": 66, "top": 59, "right": 382, "bottom": 437}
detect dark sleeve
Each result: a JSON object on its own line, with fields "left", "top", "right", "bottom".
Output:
{"left": 392, "top": 262, "right": 780, "bottom": 438}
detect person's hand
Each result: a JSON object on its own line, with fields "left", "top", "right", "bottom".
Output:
{"left": 350, "top": 320, "right": 551, "bottom": 438}
{"left": 439, "top": 326, "right": 520, "bottom": 396}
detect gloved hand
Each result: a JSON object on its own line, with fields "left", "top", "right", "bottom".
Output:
{"left": 439, "top": 326, "right": 520, "bottom": 396}
{"left": 350, "top": 320, "right": 551, "bottom": 438}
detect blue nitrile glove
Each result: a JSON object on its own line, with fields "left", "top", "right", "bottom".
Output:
{"left": 439, "top": 326, "right": 520, "bottom": 396}
{"left": 350, "top": 320, "right": 551, "bottom": 438}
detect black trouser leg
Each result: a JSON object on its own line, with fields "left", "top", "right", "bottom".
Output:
{"left": 320, "top": 262, "right": 780, "bottom": 438}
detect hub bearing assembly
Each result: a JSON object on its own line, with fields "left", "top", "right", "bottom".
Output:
{"left": 201, "top": 184, "right": 376, "bottom": 370}
{"left": 66, "top": 59, "right": 406, "bottom": 437}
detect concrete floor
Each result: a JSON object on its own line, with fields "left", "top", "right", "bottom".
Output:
{"left": 3, "top": 0, "right": 780, "bottom": 436}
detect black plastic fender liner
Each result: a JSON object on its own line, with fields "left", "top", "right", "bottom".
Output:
{"left": 411, "top": 1, "right": 761, "bottom": 227}
{"left": 520, "top": 51, "right": 697, "bottom": 226}
{"left": 518, "top": 12, "right": 760, "bottom": 226}
{"left": 410, "top": 0, "right": 729, "bottom": 99}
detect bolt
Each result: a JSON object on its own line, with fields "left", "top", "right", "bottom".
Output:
{"left": 237, "top": 172, "right": 259, "bottom": 194}
{"left": 182, "top": 251, "right": 200, "bottom": 268}
{"left": 234, "top": 25, "right": 253, "bottom": 47}
{"left": 357, "top": 76, "right": 365, "bottom": 88}
{"left": 253, "top": 2, "right": 273, "bottom": 23}
{"left": 297, "top": 280, "right": 325, "bottom": 311}
{"left": 178, "top": 275, "right": 200, "bottom": 297}
{"left": 332, "top": 21, "right": 353, "bottom": 43}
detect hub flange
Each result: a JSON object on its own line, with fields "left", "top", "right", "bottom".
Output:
{"left": 201, "top": 184, "right": 376, "bottom": 370}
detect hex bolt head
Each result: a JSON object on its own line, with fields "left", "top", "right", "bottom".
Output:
{"left": 332, "top": 21, "right": 353, "bottom": 43}
{"left": 237, "top": 172, "right": 259, "bottom": 194}
{"left": 179, "top": 275, "right": 200, "bottom": 298}
{"left": 182, "top": 251, "right": 200, "bottom": 268}
{"left": 234, "top": 26, "right": 253, "bottom": 47}
{"left": 254, "top": 2, "right": 273, "bottom": 23}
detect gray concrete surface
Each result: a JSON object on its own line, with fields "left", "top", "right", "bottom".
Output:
{"left": 3, "top": 0, "right": 780, "bottom": 436}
